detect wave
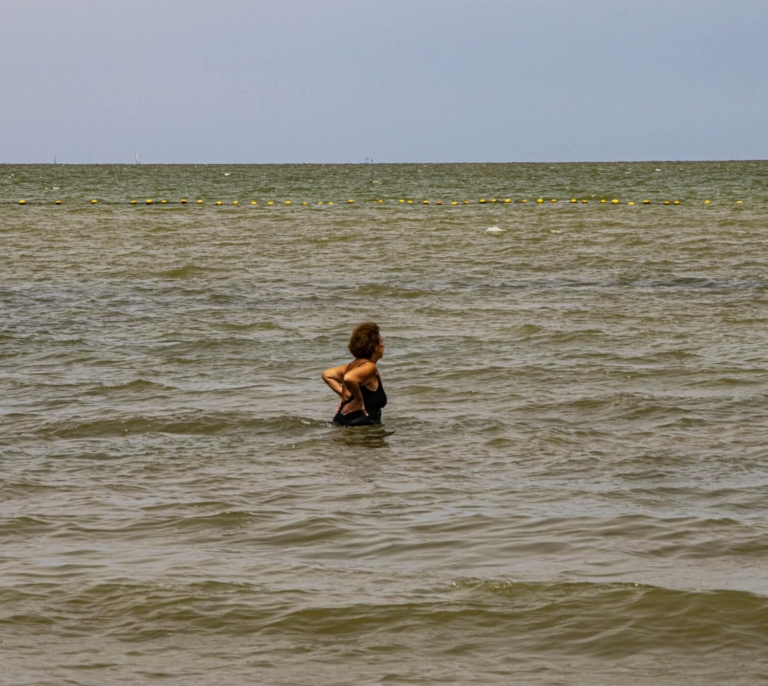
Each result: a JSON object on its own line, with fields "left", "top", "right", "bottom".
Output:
{"left": 37, "top": 413, "right": 330, "bottom": 438}
{"left": 2, "top": 578, "right": 766, "bottom": 657}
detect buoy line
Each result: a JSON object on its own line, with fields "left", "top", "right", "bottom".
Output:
{"left": 4, "top": 198, "right": 745, "bottom": 206}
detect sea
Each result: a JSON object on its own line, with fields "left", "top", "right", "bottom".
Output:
{"left": 2, "top": 162, "right": 768, "bottom": 685}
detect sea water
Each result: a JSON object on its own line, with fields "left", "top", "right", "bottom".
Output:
{"left": 2, "top": 162, "right": 768, "bottom": 685}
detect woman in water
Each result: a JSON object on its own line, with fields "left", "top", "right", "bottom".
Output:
{"left": 322, "top": 322, "right": 387, "bottom": 426}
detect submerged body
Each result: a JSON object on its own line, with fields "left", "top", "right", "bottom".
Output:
{"left": 333, "top": 368, "right": 387, "bottom": 426}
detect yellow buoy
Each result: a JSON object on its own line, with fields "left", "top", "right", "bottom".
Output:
{"left": 436, "top": 201, "right": 442, "bottom": 205}
{"left": 55, "top": 199, "right": 62, "bottom": 205}
{"left": 19, "top": 199, "right": 26, "bottom": 205}
{"left": 130, "top": 199, "right": 137, "bottom": 205}
{"left": 318, "top": 201, "right": 324, "bottom": 205}
{"left": 521, "top": 199, "right": 528, "bottom": 203}
{"left": 463, "top": 200, "right": 470, "bottom": 205}
{"left": 267, "top": 201, "right": 274, "bottom": 206}
{"left": 737, "top": 200, "right": 743, "bottom": 204}
{"left": 704, "top": 200, "right": 711, "bottom": 205}
{"left": 251, "top": 201, "right": 257, "bottom": 205}
{"left": 216, "top": 201, "right": 223, "bottom": 206}
{"left": 571, "top": 199, "right": 577, "bottom": 203}
{"left": 628, "top": 201, "right": 635, "bottom": 205}
{"left": 504, "top": 198, "right": 511, "bottom": 203}
{"left": 491, "top": 198, "right": 497, "bottom": 203}
{"left": 302, "top": 201, "right": 308, "bottom": 206}
{"left": 663, "top": 201, "right": 670, "bottom": 205}
{"left": 479, "top": 198, "right": 486, "bottom": 204}
{"left": 161, "top": 199, "right": 167, "bottom": 204}
{"left": 347, "top": 199, "right": 354, "bottom": 204}
{"left": 551, "top": 198, "right": 557, "bottom": 203}
{"left": 423, "top": 200, "right": 429, "bottom": 204}
{"left": 451, "top": 201, "right": 458, "bottom": 205}
{"left": 537, "top": 198, "right": 544, "bottom": 204}
{"left": 407, "top": 200, "right": 413, "bottom": 204}
{"left": 643, "top": 199, "right": 650, "bottom": 204}
{"left": 399, "top": 199, "right": 405, "bottom": 203}
{"left": 673, "top": 200, "right": 680, "bottom": 205}
{"left": 600, "top": 199, "right": 607, "bottom": 204}
{"left": 285, "top": 200, "right": 291, "bottom": 205}
{"left": 197, "top": 199, "right": 203, "bottom": 205}
{"left": 146, "top": 199, "right": 153, "bottom": 205}
{"left": 581, "top": 199, "right": 588, "bottom": 204}
{"left": 91, "top": 199, "right": 98, "bottom": 204}
{"left": 328, "top": 201, "right": 334, "bottom": 205}
{"left": 181, "top": 198, "right": 188, "bottom": 204}
{"left": 611, "top": 199, "right": 619, "bottom": 205}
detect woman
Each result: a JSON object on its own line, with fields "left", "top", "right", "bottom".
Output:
{"left": 322, "top": 322, "right": 387, "bottom": 426}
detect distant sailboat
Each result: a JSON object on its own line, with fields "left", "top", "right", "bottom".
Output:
{"left": 135, "top": 151, "right": 140, "bottom": 165}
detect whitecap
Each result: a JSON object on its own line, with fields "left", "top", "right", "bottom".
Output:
{"left": 486, "top": 226, "right": 504, "bottom": 233}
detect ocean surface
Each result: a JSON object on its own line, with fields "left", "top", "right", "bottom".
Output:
{"left": 2, "top": 162, "right": 768, "bottom": 685}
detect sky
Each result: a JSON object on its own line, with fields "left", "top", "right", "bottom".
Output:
{"left": 1, "top": 0, "right": 767, "bottom": 163}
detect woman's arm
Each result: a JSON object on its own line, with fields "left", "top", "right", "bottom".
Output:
{"left": 321, "top": 364, "right": 348, "bottom": 397}
{"left": 341, "top": 362, "right": 376, "bottom": 415}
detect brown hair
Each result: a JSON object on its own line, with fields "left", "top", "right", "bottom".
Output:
{"left": 348, "top": 322, "right": 381, "bottom": 359}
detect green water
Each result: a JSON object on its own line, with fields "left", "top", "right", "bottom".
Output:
{"left": 2, "top": 162, "right": 768, "bottom": 685}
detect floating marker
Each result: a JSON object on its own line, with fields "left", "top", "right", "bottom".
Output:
{"left": 197, "top": 199, "right": 203, "bottom": 205}
{"left": 663, "top": 201, "right": 670, "bottom": 205}
{"left": 463, "top": 200, "right": 470, "bottom": 205}
{"left": 146, "top": 199, "right": 153, "bottom": 205}
{"left": 347, "top": 199, "right": 354, "bottom": 203}
{"left": 398, "top": 199, "right": 405, "bottom": 203}
{"left": 737, "top": 200, "right": 743, "bottom": 204}
{"left": 611, "top": 199, "right": 619, "bottom": 205}
{"left": 600, "top": 199, "right": 607, "bottom": 204}
{"left": 378, "top": 199, "right": 384, "bottom": 203}
{"left": 55, "top": 200, "right": 61, "bottom": 205}
{"left": 537, "top": 198, "right": 544, "bottom": 204}
{"left": 491, "top": 198, "right": 497, "bottom": 203}
{"left": 571, "top": 199, "right": 577, "bottom": 203}
{"left": 233, "top": 200, "right": 238, "bottom": 205}
{"left": 628, "top": 201, "right": 635, "bottom": 205}
{"left": 251, "top": 201, "right": 257, "bottom": 205}
{"left": 521, "top": 199, "right": 528, "bottom": 203}
{"left": 451, "top": 201, "right": 458, "bottom": 205}
{"left": 216, "top": 201, "right": 223, "bottom": 206}
{"left": 551, "top": 198, "right": 557, "bottom": 203}
{"left": 181, "top": 198, "right": 188, "bottom": 204}
{"left": 504, "top": 198, "right": 511, "bottom": 203}
{"left": 643, "top": 199, "right": 650, "bottom": 204}
{"left": 436, "top": 201, "right": 442, "bottom": 205}
{"left": 673, "top": 200, "right": 680, "bottom": 205}
{"left": 302, "top": 201, "right": 308, "bottom": 205}
{"left": 479, "top": 198, "right": 487, "bottom": 204}
{"left": 91, "top": 199, "right": 98, "bottom": 204}
{"left": 704, "top": 200, "right": 711, "bottom": 204}
{"left": 581, "top": 199, "right": 588, "bottom": 204}
{"left": 285, "top": 200, "right": 291, "bottom": 205}
{"left": 19, "top": 199, "right": 26, "bottom": 205}
{"left": 267, "top": 201, "right": 273, "bottom": 205}
{"left": 328, "top": 201, "right": 334, "bottom": 205}
{"left": 423, "top": 200, "right": 429, "bottom": 204}
{"left": 407, "top": 200, "right": 413, "bottom": 204}
{"left": 161, "top": 199, "right": 167, "bottom": 204}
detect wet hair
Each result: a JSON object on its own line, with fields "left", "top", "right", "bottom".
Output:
{"left": 348, "top": 322, "right": 381, "bottom": 359}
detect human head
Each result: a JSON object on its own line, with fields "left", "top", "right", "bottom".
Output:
{"left": 348, "top": 322, "right": 382, "bottom": 360}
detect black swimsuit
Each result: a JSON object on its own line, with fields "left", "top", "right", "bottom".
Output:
{"left": 333, "top": 370, "right": 387, "bottom": 426}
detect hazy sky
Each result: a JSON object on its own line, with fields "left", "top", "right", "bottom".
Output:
{"left": 2, "top": 0, "right": 767, "bottom": 163}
